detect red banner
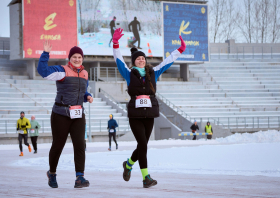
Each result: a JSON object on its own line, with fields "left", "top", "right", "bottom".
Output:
{"left": 23, "top": 0, "right": 77, "bottom": 59}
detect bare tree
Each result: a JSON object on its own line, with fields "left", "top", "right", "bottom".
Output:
{"left": 209, "top": 0, "right": 227, "bottom": 43}
{"left": 219, "top": 0, "right": 239, "bottom": 41}
{"left": 258, "top": 0, "right": 270, "bottom": 43}
{"left": 78, "top": 0, "right": 84, "bottom": 35}
{"left": 271, "top": 0, "right": 280, "bottom": 43}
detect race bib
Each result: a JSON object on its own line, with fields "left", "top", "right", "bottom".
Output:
{"left": 110, "top": 129, "right": 115, "bottom": 132}
{"left": 69, "top": 105, "right": 82, "bottom": 119}
{"left": 135, "top": 95, "right": 152, "bottom": 108}
{"left": 30, "top": 129, "right": 35, "bottom": 133}
{"left": 19, "top": 130, "right": 24, "bottom": 134}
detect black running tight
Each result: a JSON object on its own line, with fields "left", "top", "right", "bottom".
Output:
{"left": 49, "top": 112, "right": 85, "bottom": 173}
{"left": 129, "top": 118, "right": 154, "bottom": 169}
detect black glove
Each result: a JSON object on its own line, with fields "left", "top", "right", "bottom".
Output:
{"left": 21, "top": 125, "right": 26, "bottom": 128}
{"left": 17, "top": 128, "right": 19, "bottom": 130}
{"left": 111, "top": 126, "right": 115, "bottom": 129}
{"left": 35, "top": 126, "right": 38, "bottom": 129}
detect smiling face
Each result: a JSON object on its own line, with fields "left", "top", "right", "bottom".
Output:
{"left": 70, "top": 53, "right": 83, "bottom": 67}
{"left": 134, "top": 56, "right": 146, "bottom": 68}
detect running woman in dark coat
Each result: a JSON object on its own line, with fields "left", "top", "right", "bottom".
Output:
{"left": 108, "top": 114, "right": 118, "bottom": 151}
{"left": 112, "top": 28, "right": 186, "bottom": 188}
{"left": 37, "top": 40, "right": 93, "bottom": 189}
{"left": 109, "top": 16, "right": 116, "bottom": 47}
{"left": 128, "top": 17, "right": 142, "bottom": 49}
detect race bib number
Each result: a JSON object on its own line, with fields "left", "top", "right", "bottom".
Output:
{"left": 110, "top": 129, "right": 115, "bottom": 132}
{"left": 69, "top": 105, "right": 82, "bottom": 119}
{"left": 30, "top": 129, "right": 35, "bottom": 133}
{"left": 135, "top": 95, "right": 152, "bottom": 108}
{"left": 19, "top": 130, "right": 24, "bottom": 134}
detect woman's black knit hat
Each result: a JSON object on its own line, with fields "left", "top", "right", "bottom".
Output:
{"left": 131, "top": 48, "right": 146, "bottom": 65}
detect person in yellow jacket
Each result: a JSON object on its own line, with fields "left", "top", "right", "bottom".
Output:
{"left": 17, "top": 111, "right": 32, "bottom": 156}
{"left": 205, "top": 121, "right": 213, "bottom": 140}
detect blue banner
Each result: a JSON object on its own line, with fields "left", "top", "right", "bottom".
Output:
{"left": 163, "top": 2, "right": 209, "bottom": 62}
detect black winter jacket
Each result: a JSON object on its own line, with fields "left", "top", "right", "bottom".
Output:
{"left": 127, "top": 67, "right": 159, "bottom": 118}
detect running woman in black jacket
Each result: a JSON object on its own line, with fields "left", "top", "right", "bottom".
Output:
{"left": 112, "top": 28, "right": 186, "bottom": 188}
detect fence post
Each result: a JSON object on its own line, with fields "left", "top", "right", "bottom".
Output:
{"left": 262, "top": 46, "right": 263, "bottom": 59}
{"left": 42, "top": 120, "right": 44, "bottom": 133}
{"left": 271, "top": 46, "right": 273, "bottom": 59}
{"left": 245, "top": 117, "right": 246, "bottom": 128}
{"left": 100, "top": 120, "right": 101, "bottom": 132}
{"left": 253, "top": 117, "right": 254, "bottom": 128}
{"left": 268, "top": 117, "right": 270, "bottom": 128}
{"left": 106, "top": 68, "right": 108, "bottom": 81}
{"left": 88, "top": 103, "right": 92, "bottom": 142}
{"left": 90, "top": 68, "right": 92, "bottom": 81}
{"left": 5, "top": 120, "right": 7, "bottom": 134}
{"left": 228, "top": 117, "right": 229, "bottom": 129}
{"left": 253, "top": 46, "right": 254, "bottom": 59}
{"left": 243, "top": 46, "right": 244, "bottom": 59}
{"left": 115, "top": 68, "right": 117, "bottom": 82}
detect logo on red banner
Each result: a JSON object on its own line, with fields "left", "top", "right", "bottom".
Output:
{"left": 23, "top": 0, "right": 77, "bottom": 59}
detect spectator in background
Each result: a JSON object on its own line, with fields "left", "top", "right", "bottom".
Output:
{"left": 17, "top": 111, "right": 32, "bottom": 156}
{"left": 205, "top": 121, "right": 213, "bottom": 140}
{"left": 190, "top": 120, "right": 199, "bottom": 140}
{"left": 108, "top": 114, "right": 118, "bottom": 151}
{"left": 30, "top": 115, "right": 41, "bottom": 154}
{"left": 109, "top": 16, "right": 117, "bottom": 47}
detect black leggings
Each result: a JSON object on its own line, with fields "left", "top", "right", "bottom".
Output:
{"left": 31, "top": 136, "right": 38, "bottom": 151}
{"left": 18, "top": 134, "right": 29, "bottom": 152}
{"left": 129, "top": 118, "right": 154, "bottom": 169}
{"left": 109, "top": 132, "right": 117, "bottom": 147}
{"left": 49, "top": 112, "right": 85, "bottom": 173}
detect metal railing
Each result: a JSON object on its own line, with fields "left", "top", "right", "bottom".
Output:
{"left": 99, "top": 88, "right": 127, "bottom": 112}
{"left": 90, "top": 67, "right": 125, "bottom": 82}
{"left": 191, "top": 116, "right": 280, "bottom": 131}
{"left": 210, "top": 46, "right": 280, "bottom": 59}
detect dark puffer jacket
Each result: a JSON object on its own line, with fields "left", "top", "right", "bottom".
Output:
{"left": 127, "top": 67, "right": 159, "bottom": 118}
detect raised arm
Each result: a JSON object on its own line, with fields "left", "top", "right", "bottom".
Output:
{"left": 113, "top": 28, "right": 131, "bottom": 85}
{"left": 37, "top": 40, "right": 66, "bottom": 81}
{"left": 153, "top": 35, "right": 186, "bottom": 82}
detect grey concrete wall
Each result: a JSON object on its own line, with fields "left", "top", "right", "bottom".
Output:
{"left": 154, "top": 113, "right": 182, "bottom": 140}
{"left": 9, "top": 3, "right": 22, "bottom": 60}
{"left": 210, "top": 40, "right": 280, "bottom": 54}
{"left": 89, "top": 81, "right": 129, "bottom": 102}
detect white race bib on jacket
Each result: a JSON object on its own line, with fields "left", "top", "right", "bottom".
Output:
{"left": 19, "top": 130, "right": 24, "bottom": 134}
{"left": 30, "top": 129, "right": 35, "bottom": 133}
{"left": 135, "top": 95, "right": 152, "bottom": 108}
{"left": 69, "top": 105, "right": 82, "bottom": 119}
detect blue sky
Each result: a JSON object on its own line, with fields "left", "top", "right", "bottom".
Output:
{"left": 0, "top": 0, "right": 11, "bottom": 37}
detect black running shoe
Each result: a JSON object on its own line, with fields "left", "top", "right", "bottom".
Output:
{"left": 74, "top": 176, "right": 90, "bottom": 188}
{"left": 34, "top": 150, "right": 37, "bottom": 154}
{"left": 116, "top": 144, "right": 118, "bottom": 150}
{"left": 47, "top": 171, "right": 58, "bottom": 188}
{"left": 123, "top": 161, "right": 132, "bottom": 181}
{"left": 143, "top": 174, "right": 157, "bottom": 188}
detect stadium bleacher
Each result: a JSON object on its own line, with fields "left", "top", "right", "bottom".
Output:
{"left": 157, "top": 62, "right": 280, "bottom": 130}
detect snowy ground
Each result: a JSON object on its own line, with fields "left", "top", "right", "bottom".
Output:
{"left": 78, "top": 28, "right": 163, "bottom": 57}
{"left": 1, "top": 131, "right": 280, "bottom": 197}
